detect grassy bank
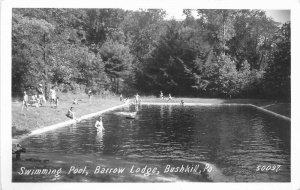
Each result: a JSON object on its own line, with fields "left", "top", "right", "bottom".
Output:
{"left": 12, "top": 94, "right": 290, "bottom": 138}
{"left": 12, "top": 93, "right": 123, "bottom": 137}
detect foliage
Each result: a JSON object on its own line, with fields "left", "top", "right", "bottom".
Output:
{"left": 12, "top": 9, "right": 290, "bottom": 100}
{"left": 263, "top": 23, "right": 290, "bottom": 100}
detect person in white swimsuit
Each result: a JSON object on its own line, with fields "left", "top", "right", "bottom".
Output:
{"left": 95, "top": 116, "right": 105, "bottom": 133}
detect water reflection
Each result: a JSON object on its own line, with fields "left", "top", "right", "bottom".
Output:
{"left": 95, "top": 131, "right": 104, "bottom": 150}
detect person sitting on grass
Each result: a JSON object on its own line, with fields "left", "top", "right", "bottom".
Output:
{"left": 167, "top": 93, "right": 173, "bottom": 102}
{"left": 95, "top": 116, "right": 105, "bottom": 133}
{"left": 28, "top": 95, "right": 40, "bottom": 107}
{"left": 22, "top": 91, "right": 28, "bottom": 111}
{"left": 66, "top": 107, "right": 75, "bottom": 119}
{"left": 73, "top": 98, "right": 79, "bottom": 105}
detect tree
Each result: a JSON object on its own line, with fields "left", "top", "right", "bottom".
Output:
{"left": 227, "top": 10, "right": 278, "bottom": 70}
{"left": 196, "top": 9, "right": 237, "bottom": 55}
{"left": 263, "top": 23, "right": 290, "bottom": 100}
{"left": 12, "top": 11, "right": 54, "bottom": 96}
{"left": 99, "top": 39, "right": 133, "bottom": 93}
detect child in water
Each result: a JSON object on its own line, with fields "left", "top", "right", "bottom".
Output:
{"left": 95, "top": 116, "right": 105, "bottom": 133}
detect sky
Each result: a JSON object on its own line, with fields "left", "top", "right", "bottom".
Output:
{"left": 163, "top": 9, "right": 290, "bottom": 24}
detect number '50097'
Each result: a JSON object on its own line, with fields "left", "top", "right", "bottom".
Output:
{"left": 256, "top": 165, "right": 281, "bottom": 172}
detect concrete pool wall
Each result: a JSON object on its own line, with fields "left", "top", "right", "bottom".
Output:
{"left": 13, "top": 102, "right": 290, "bottom": 143}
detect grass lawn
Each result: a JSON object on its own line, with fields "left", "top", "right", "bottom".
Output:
{"left": 12, "top": 93, "right": 290, "bottom": 138}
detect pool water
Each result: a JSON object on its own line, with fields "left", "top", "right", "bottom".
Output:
{"left": 16, "top": 105, "right": 290, "bottom": 182}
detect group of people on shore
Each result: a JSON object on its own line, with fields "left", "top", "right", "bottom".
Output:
{"left": 119, "top": 93, "right": 141, "bottom": 105}
{"left": 160, "top": 91, "right": 184, "bottom": 105}
{"left": 160, "top": 91, "right": 173, "bottom": 101}
{"left": 22, "top": 84, "right": 59, "bottom": 111}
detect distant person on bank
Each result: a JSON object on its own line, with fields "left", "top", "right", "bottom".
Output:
{"left": 49, "top": 86, "right": 56, "bottom": 107}
{"left": 88, "top": 89, "right": 92, "bottom": 104}
{"left": 55, "top": 96, "right": 59, "bottom": 108}
{"left": 181, "top": 100, "right": 184, "bottom": 106}
{"left": 22, "top": 91, "right": 28, "bottom": 111}
{"left": 36, "top": 84, "right": 46, "bottom": 105}
{"left": 167, "top": 93, "right": 172, "bottom": 102}
{"left": 160, "top": 91, "right": 164, "bottom": 99}
{"left": 135, "top": 93, "right": 141, "bottom": 104}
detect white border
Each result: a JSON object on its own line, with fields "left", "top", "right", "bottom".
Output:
{"left": 1, "top": 0, "right": 300, "bottom": 190}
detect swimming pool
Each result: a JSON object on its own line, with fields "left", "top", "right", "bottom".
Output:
{"left": 13, "top": 104, "right": 290, "bottom": 182}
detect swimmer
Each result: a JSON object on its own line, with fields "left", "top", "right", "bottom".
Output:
{"left": 95, "top": 116, "right": 105, "bottom": 133}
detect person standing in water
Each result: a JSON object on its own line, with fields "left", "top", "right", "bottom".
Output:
{"left": 95, "top": 116, "right": 104, "bottom": 133}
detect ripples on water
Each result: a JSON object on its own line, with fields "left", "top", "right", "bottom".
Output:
{"left": 20, "top": 105, "right": 290, "bottom": 182}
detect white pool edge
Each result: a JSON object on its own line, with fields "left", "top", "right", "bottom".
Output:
{"left": 248, "top": 104, "right": 291, "bottom": 121}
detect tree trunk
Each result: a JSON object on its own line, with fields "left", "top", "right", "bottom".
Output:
{"left": 116, "top": 78, "right": 119, "bottom": 94}
{"left": 43, "top": 33, "right": 49, "bottom": 100}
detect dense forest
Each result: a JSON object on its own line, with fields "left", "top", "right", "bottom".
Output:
{"left": 12, "top": 9, "right": 290, "bottom": 100}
